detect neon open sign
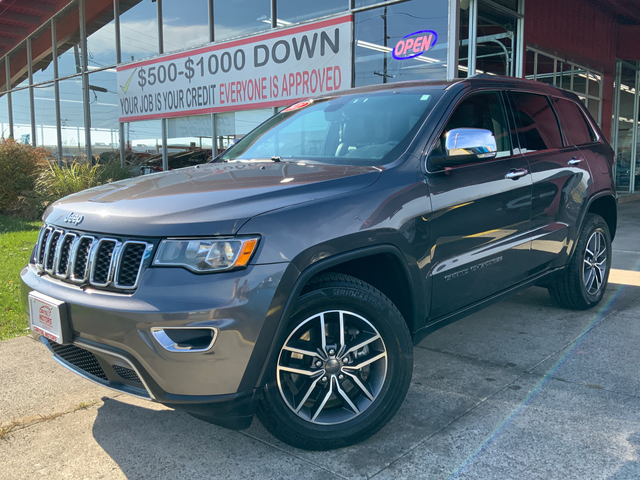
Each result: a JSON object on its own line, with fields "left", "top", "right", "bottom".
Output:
{"left": 392, "top": 30, "right": 438, "bottom": 60}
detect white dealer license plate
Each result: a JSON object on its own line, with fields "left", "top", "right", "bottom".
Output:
{"left": 28, "top": 292, "right": 69, "bottom": 344}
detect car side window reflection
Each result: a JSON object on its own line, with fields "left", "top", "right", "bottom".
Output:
{"left": 510, "top": 92, "right": 564, "bottom": 153}
{"left": 438, "top": 92, "right": 512, "bottom": 160}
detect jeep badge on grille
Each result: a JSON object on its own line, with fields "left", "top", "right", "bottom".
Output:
{"left": 63, "top": 212, "right": 84, "bottom": 226}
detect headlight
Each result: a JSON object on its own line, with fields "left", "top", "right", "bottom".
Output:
{"left": 153, "top": 237, "right": 259, "bottom": 272}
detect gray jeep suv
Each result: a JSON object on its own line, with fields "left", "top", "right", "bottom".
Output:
{"left": 21, "top": 76, "right": 616, "bottom": 450}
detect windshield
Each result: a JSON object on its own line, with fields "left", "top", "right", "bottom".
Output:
{"left": 218, "top": 88, "right": 444, "bottom": 166}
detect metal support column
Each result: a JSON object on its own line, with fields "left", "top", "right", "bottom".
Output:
{"left": 211, "top": 112, "right": 217, "bottom": 157}
{"left": 52, "top": 18, "right": 63, "bottom": 165}
{"left": 447, "top": 0, "right": 460, "bottom": 80}
{"left": 27, "top": 38, "right": 36, "bottom": 147}
{"left": 514, "top": 0, "right": 525, "bottom": 77}
{"left": 468, "top": 0, "right": 477, "bottom": 76}
{"left": 157, "top": 0, "right": 164, "bottom": 54}
{"left": 271, "top": 0, "right": 277, "bottom": 28}
{"left": 209, "top": 0, "right": 214, "bottom": 42}
{"left": 114, "top": 0, "right": 121, "bottom": 64}
{"left": 630, "top": 65, "right": 640, "bottom": 194}
{"left": 611, "top": 62, "right": 621, "bottom": 152}
{"left": 5, "top": 60, "right": 12, "bottom": 139}
{"left": 162, "top": 118, "right": 168, "bottom": 171}
{"left": 79, "top": 0, "right": 92, "bottom": 164}
{"left": 114, "top": 0, "right": 125, "bottom": 167}
{"left": 611, "top": 60, "right": 622, "bottom": 192}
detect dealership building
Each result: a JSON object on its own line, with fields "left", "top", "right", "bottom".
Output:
{"left": 0, "top": 0, "right": 640, "bottom": 190}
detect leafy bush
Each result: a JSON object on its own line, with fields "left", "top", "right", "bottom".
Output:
{"left": 0, "top": 138, "right": 49, "bottom": 212}
{"left": 29, "top": 161, "right": 131, "bottom": 218}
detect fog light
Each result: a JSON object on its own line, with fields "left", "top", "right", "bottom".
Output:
{"left": 151, "top": 327, "right": 218, "bottom": 352}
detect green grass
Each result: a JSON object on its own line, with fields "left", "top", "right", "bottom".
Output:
{"left": 0, "top": 215, "right": 41, "bottom": 340}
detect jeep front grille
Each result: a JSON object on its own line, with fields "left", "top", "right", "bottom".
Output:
{"left": 35, "top": 225, "right": 153, "bottom": 291}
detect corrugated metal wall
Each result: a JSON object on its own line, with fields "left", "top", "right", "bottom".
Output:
{"left": 525, "top": 0, "right": 618, "bottom": 140}
{"left": 525, "top": 0, "right": 617, "bottom": 70}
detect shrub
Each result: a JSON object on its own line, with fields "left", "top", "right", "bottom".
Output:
{"left": 0, "top": 138, "right": 49, "bottom": 212}
{"left": 30, "top": 160, "right": 132, "bottom": 218}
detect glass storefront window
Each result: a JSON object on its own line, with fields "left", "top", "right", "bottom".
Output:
{"left": 162, "top": 0, "right": 209, "bottom": 53}
{"left": 276, "top": 0, "right": 347, "bottom": 25}
{"left": 32, "top": 27, "right": 55, "bottom": 84}
{"left": 214, "top": 0, "right": 270, "bottom": 42}
{"left": 88, "top": 69, "right": 120, "bottom": 161}
{"left": 354, "top": 0, "right": 449, "bottom": 87}
{"left": 572, "top": 69, "right": 588, "bottom": 95}
{"left": 86, "top": 1, "right": 117, "bottom": 69}
{"left": 215, "top": 108, "right": 272, "bottom": 154}
{"left": 59, "top": 76, "right": 86, "bottom": 160}
{"left": 119, "top": 0, "right": 159, "bottom": 63}
{"left": 165, "top": 114, "right": 213, "bottom": 169}
{"left": 56, "top": 5, "right": 83, "bottom": 78}
{"left": 458, "top": 2, "right": 470, "bottom": 78}
{"left": 614, "top": 62, "right": 636, "bottom": 193}
{"left": 33, "top": 83, "right": 57, "bottom": 151}
{"left": 534, "top": 52, "right": 555, "bottom": 86}
{"left": 12, "top": 88, "right": 32, "bottom": 145}
{"left": 588, "top": 73, "right": 602, "bottom": 98}
{"left": 526, "top": 48, "right": 603, "bottom": 126}
{"left": 355, "top": 0, "right": 393, "bottom": 8}
{"left": 557, "top": 62, "right": 572, "bottom": 91}
{"left": 125, "top": 119, "right": 161, "bottom": 155}
{"left": 491, "top": 0, "right": 518, "bottom": 10}
{"left": 476, "top": 2, "right": 517, "bottom": 76}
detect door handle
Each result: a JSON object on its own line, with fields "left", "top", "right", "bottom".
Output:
{"left": 568, "top": 157, "right": 585, "bottom": 166}
{"left": 505, "top": 168, "right": 528, "bottom": 180}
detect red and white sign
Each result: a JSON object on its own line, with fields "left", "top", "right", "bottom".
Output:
{"left": 29, "top": 292, "right": 65, "bottom": 344}
{"left": 116, "top": 15, "right": 353, "bottom": 122}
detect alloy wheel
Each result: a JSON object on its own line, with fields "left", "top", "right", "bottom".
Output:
{"left": 276, "top": 310, "right": 388, "bottom": 425}
{"left": 583, "top": 230, "right": 607, "bottom": 295}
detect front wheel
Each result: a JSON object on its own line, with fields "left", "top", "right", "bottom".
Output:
{"left": 548, "top": 213, "right": 611, "bottom": 310}
{"left": 257, "top": 273, "right": 413, "bottom": 450}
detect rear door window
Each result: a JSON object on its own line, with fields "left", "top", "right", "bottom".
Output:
{"left": 510, "top": 92, "right": 564, "bottom": 153}
{"left": 552, "top": 98, "right": 597, "bottom": 146}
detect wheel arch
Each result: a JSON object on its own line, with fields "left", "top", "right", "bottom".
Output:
{"left": 242, "top": 244, "right": 422, "bottom": 392}
{"left": 567, "top": 192, "right": 617, "bottom": 262}
{"left": 586, "top": 194, "right": 617, "bottom": 241}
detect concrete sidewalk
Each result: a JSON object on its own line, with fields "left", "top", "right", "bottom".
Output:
{"left": 3, "top": 201, "right": 640, "bottom": 479}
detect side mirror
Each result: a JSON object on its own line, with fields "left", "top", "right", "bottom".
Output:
{"left": 431, "top": 128, "right": 497, "bottom": 169}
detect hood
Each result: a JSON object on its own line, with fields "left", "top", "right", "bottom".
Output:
{"left": 44, "top": 162, "right": 381, "bottom": 236}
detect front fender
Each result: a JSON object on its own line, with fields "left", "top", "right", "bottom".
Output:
{"left": 236, "top": 243, "right": 423, "bottom": 393}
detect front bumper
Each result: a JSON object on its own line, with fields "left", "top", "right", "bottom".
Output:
{"left": 21, "top": 261, "right": 288, "bottom": 428}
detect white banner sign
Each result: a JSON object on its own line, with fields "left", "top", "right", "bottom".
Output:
{"left": 117, "top": 15, "right": 353, "bottom": 122}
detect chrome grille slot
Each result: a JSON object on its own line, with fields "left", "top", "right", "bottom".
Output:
{"left": 115, "top": 242, "right": 149, "bottom": 289}
{"left": 44, "top": 230, "right": 62, "bottom": 273}
{"left": 55, "top": 233, "right": 77, "bottom": 278}
{"left": 33, "top": 225, "right": 152, "bottom": 292}
{"left": 36, "top": 226, "right": 53, "bottom": 267}
{"left": 90, "top": 239, "right": 119, "bottom": 287}
{"left": 71, "top": 236, "right": 95, "bottom": 282}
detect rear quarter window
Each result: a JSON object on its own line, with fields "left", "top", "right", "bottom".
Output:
{"left": 552, "top": 97, "right": 598, "bottom": 146}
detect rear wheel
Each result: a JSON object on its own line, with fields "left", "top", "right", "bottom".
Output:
{"left": 548, "top": 213, "right": 611, "bottom": 310}
{"left": 257, "top": 273, "right": 413, "bottom": 450}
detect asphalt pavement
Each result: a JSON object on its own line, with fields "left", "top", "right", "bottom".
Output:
{"left": 3, "top": 199, "right": 640, "bottom": 479}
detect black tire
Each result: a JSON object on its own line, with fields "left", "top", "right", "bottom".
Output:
{"left": 257, "top": 273, "right": 413, "bottom": 450}
{"left": 548, "top": 213, "right": 611, "bottom": 310}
